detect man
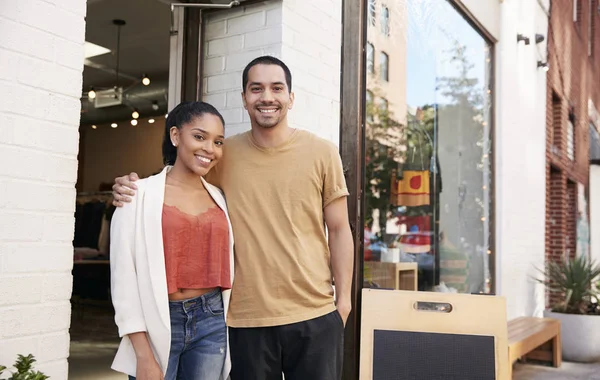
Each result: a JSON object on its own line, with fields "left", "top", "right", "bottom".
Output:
{"left": 111, "top": 56, "right": 354, "bottom": 380}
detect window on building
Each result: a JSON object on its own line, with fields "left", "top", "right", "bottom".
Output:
{"left": 366, "top": 90, "right": 374, "bottom": 123}
{"left": 363, "top": 0, "right": 494, "bottom": 294}
{"left": 367, "top": 43, "right": 374, "bottom": 74}
{"left": 575, "top": 0, "right": 583, "bottom": 23}
{"left": 552, "top": 92, "right": 562, "bottom": 154}
{"left": 379, "top": 97, "right": 388, "bottom": 113}
{"left": 380, "top": 52, "right": 389, "bottom": 81}
{"left": 381, "top": 6, "right": 390, "bottom": 36}
{"left": 590, "top": 0, "right": 596, "bottom": 56}
{"left": 368, "top": 0, "right": 376, "bottom": 26}
{"left": 567, "top": 112, "right": 575, "bottom": 161}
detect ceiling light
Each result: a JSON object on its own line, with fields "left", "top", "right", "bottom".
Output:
{"left": 148, "top": 118, "right": 155, "bottom": 124}
{"left": 131, "top": 119, "right": 138, "bottom": 126}
{"left": 111, "top": 123, "right": 118, "bottom": 128}
{"left": 142, "top": 74, "right": 150, "bottom": 86}
{"left": 165, "top": 113, "right": 168, "bottom": 118}
{"left": 88, "top": 87, "right": 96, "bottom": 99}
{"left": 152, "top": 101, "right": 159, "bottom": 111}
{"left": 84, "top": 41, "right": 111, "bottom": 59}
{"left": 132, "top": 110, "right": 140, "bottom": 119}
{"left": 91, "top": 125, "right": 97, "bottom": 129}
{"left": 537, "top": 61, "right": 549, "bottom": 71}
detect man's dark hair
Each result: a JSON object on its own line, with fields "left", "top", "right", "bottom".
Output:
{"left": 162, "top": 101, "right": 225, "bottom": 166}
{"left": 242, "top": 55, "right": 292, "bottom": 92}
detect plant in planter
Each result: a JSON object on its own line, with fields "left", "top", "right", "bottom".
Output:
{"left": 535, "top": 254, "right": 600, "bottom": 362}
{"left": 0, "top": 354, "right": 49, "bottom": 380}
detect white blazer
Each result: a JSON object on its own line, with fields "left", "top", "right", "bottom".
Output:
{"left": 109, "top": 166, "right": 234, "bottom": 379}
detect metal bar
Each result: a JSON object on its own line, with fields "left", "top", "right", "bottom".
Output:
{"left": 171, "top": 1, "right": 240, "bottom": 10}
{"left": 339, "top": 0, "right": 366, "bottom": 378}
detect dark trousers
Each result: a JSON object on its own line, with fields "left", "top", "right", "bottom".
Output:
{"left": 229, "top": 310, "right": 344, "bottom": 380}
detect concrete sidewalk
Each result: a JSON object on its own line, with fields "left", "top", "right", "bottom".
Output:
{"left": 514, "top": 361, "right": 600, "bottom": 379}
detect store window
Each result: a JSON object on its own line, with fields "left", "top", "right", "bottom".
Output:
{"left": 363, "top": 0, "right": 493, "bottom": 294}
{"left": 380, "top": 52, "right": 389, "bottom": 81}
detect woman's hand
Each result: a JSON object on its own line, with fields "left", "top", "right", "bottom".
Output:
{"left": 136, "top": 356, "right": 164, "bottom": 380}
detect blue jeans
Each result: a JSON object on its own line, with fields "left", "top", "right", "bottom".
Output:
{"left": 129, "top": 289, "right": 227, "bottom": 380}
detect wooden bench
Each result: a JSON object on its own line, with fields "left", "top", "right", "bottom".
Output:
{"left": 508, "top": 317, "right": 561, "bottom": 378}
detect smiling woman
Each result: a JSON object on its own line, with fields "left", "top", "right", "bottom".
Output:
{"left": 109, "top": 101, "right": 235, "bottom": 380}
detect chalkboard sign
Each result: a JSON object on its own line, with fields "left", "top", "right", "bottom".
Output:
{"left": 373, "top": 329, "right": 496, "bottom": 380}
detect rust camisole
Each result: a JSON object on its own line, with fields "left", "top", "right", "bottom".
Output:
{"left": 162, "top": 204, "right": 231, "bottom": 294}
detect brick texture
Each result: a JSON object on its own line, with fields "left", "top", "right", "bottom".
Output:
{"left": 202, "top": 0, "right": 342, "bottom": 145}
{"left": 202, "top": 1, "right": 283, "bottom": 138}
{"left": 0, "top": 1, "right": 86, "bottom": 379}
{"left": 545, "top": 0, "right": 600, "bottom": 307}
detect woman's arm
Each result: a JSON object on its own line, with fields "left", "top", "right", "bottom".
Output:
{"left": 109, "top": 195, "right": 147, "bottom": 337}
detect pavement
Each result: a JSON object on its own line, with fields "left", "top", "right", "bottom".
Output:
{"left": 514, "top": 361, "right": 600, "bottom": 379}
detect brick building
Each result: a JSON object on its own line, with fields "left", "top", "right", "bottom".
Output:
{"left": 545, "top": 0, "right": 599, "bottom": 293}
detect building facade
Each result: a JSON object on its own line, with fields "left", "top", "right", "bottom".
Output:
{"left": 545, "top": 0, "right": 599, "bottom": 305}
{"left": 0, "top": 0, "right": 597, "bottom": 379}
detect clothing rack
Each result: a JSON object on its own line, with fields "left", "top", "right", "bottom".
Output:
{"left": 76, "top": 191, "right": 113, "bottom": 204}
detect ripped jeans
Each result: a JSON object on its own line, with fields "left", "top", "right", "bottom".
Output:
{"left": 130, "top": 289, "right": 227, "bottom": 380}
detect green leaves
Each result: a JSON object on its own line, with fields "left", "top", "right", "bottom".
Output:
{"left": 535, "top": 255, "right": 600, "bottom": 314}
{"left": 0, "top": 354, "right": 49, "bottom": 380}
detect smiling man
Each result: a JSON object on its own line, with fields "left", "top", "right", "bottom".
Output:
{"left": 112, "top": 56, "right": 354, "bottom": 380}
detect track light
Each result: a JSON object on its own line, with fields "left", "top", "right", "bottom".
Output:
{"left": 537, "top": 61, "right": 549, "bottom": 71}
{"left": 517, "top": 34, "right": 530, "bottom": 45}
{"left": 132, "top": 109, "right": 140, "bottom": 119}
{"left": 142, "top": 74, "right": 150, "bottom": 86}
{"left": 91, "top": 125, "right": 97, "bottom": 129}
{"left": 88, "top": 87, "right": 96, "bottom": 99}
{"left": 152, "top": 101, "right": 159, "bottom": 111}
{"left": 111, "top": 123, "right": 118, "bottom": 128}
{"left": 148, "top": 119, "right": 155, "bottom": 124}
{"left": 131, "top": 119, "right": 138, "bottom": 126}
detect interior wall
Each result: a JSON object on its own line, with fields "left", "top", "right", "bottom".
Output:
{"left": 80, "top": 117, "right": 165, "bottom": 192}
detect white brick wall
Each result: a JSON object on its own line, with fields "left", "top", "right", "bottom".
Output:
{"left": 281, "top": 0, "right": 342, "bottom": 144}
{"left": 202, "top": 0, "right": 342, "bottom": 145}
{"left": 0, "top": 1, "right": 86, "bottom": 379}
{"left": 203, "top": 1, "right": 283, "bottom": 138}
{"left": 493, "top": 0, "right": 549, "bottom": 319}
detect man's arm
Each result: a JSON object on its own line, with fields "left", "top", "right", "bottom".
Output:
{"left": 112, "top": 172, "right": 140, "bottom": 207}
{"left": 324, "top": 196, "right": 354, "bottom": 326}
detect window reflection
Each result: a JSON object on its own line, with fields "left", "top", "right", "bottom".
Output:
{"left": 367, "top": 43, "right": 375, "bottom": 74}
{"left": 380, "top": 52, "right": 389, "bottom": 81}
{"left": 381, "top": 6, "right": 390, "bottom": 36}
{"left": 363, "top": 0, "right": 492, "bottom": 294}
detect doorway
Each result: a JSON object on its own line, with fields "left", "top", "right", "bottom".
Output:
{"left": 71, "top": 1, "right": 174, "bottom": 378}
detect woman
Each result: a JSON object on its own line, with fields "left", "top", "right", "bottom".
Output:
{"left": 109, "top": 101, "right": 234, "bottom": 380}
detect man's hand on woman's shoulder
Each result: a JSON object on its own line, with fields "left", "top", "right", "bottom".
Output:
{"left": 112, "top": 172, "right": 140, "bottom": 207}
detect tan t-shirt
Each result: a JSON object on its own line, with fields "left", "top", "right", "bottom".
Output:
{"left": 205, "top": 129, "right": 349, "bottom": 327}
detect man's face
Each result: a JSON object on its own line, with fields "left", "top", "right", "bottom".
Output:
{"left": 242, "top": 64, "right": 294, "bottom": 129}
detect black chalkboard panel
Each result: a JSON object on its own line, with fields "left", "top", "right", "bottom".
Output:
{"left": 373, "top": 329, "right": 496, "bottom": 380}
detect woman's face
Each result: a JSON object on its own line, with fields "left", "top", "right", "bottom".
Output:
{"left": 170, "top": 113, "right": 225, "bottom": 177}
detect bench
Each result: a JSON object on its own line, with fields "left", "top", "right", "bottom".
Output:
{"left": 508, "top": 316, "right": 561, "bottom": 378}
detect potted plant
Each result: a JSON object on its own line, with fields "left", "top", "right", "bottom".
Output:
{"left": 0, "top": 354, "right": 49, "bottom": 380}
{"left": 535, "top": 254, "right": 600, "bottom": 362}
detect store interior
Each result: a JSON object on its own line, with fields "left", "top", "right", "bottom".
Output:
{"left": 70, "top": 0, "right": 172, "bottom": 378}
